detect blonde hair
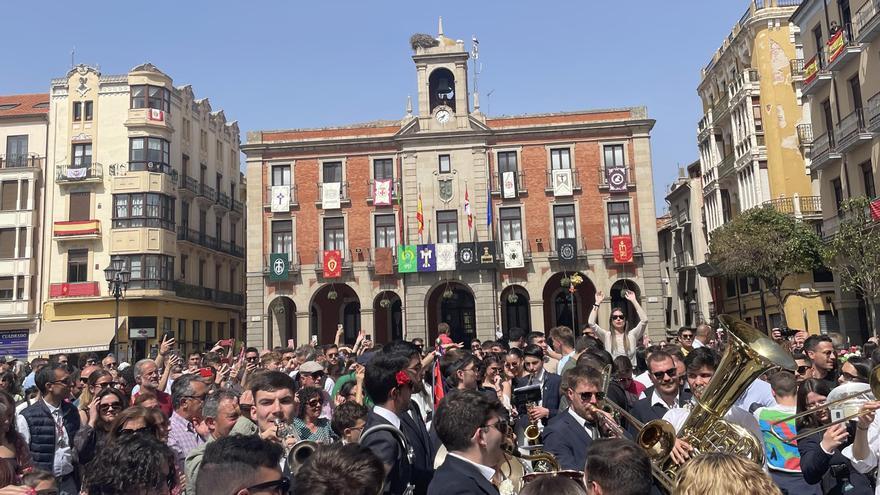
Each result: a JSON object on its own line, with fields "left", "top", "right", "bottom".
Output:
{"left": 673, "top": 452, "right": 781, "bottom": 495}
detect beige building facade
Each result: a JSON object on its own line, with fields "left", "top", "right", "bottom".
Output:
{"left": 0, "top": 94, "right": 49, "bottom": 357}
{"left": 35, "top": 64, "right": 245, "bottom": 360}
{"left": 792, "top": 0, "right": 880, "bottom": 342}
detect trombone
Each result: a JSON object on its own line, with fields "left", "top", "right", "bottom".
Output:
{"left": 770, "top": 366, "right": 880, "bottom": 443}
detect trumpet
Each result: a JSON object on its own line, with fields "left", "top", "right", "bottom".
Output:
{"left": 770, "top": 366, "right": 880, "bottom": 443}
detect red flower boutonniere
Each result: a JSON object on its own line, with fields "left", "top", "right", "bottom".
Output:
{"left": 396, "top": 370, "right": 411, "bottom": 387}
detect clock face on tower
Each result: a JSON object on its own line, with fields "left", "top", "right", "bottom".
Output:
{"left": 435, "top": 108, "right": 451, "bottom": 125}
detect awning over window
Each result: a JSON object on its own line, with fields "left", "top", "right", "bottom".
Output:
{"left": 28, "top": 318, "right": 124, "bottom": 358}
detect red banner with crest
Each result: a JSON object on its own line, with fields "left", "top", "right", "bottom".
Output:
{"left": 323, "top": 250, "right": 342, "bottom": 278}
{"left": 612, "top": 235, "right": 634, "bottom": 264}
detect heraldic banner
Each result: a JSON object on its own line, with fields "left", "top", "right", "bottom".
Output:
{"left": 323, "top": 250, "right": 342, "bottom": 278}
{"left": 417, "top": 244, "right": 436, "bottom": 272}
{"left": 436, "top": 243, "right": 456, "bottom": 271}
{"left": 611, "top": 235, "right": 634, "bottom": 263}
{"left": 397, "top": 245, "right": 417, "bottom": 273}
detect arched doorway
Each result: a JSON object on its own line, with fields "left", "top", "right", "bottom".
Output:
{"left": 310, "top": 284, "right": 360, "bottom": 345}
{"left": 427, "top": 282, "right": 476, "bottom": 345}
{"left": 542, "top": 271, "right": 596, "bottom": 333}
{"left": 268, "top": 297, "right": 296, "bottom": 349}
{"left": 500, "top": 285, "right": 531, "bottom": 339}
{"left": 373, "top": 291, "right": 403, "bottom": 343}
{"left": 609, "top": 280, "right": 643, "bottom": 333}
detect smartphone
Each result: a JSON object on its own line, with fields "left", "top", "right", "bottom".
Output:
{"left": 365, "top": 334, "right": 372, "bottom": 341}
{"left": 310, "top": 335, "right": 318, "bottom": 345}
{"left": 197, "top": 367, "right": 214, "bottom": 378}
{"left": 163, "top": 331, "right": 175, "bottom": 341}
{"left": 218, "top": 339, "right": 234, "bottom": 347}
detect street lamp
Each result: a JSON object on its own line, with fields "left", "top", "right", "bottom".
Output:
{"left": 104, "top": 256, "right": 131, "bottom": 359}
{"left": 689, "top": 298, "right": 703, "bottom": 326}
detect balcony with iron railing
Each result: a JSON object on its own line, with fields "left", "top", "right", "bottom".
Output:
{"left": 1, "top": 155, "right": 44, "bottom": 170}
{"left": 264, "top": 184, "right": 299, "bottom": 210}
{"left": 198, "top": 183, "right": 216, "bottom": 203}
{"left": 56, "top": 163, "right": 103, "bottom": 184}
{"left": 232, "top": 199, "right": 244, "bottom": 214}
{"left": 837, "top": 108, "right": 874, "bottom": 152}
{"left": 673, "top": 251, "right": 694, "bottom": 271}
{"left": 173, "top": 281, "right": 243, "bottom": 307}
{"left": 367, "top": 178, "right": 402, "bottom": 205}
{"left": 176, "top": 226, "right": 243, "bottom": 258}
{"left": 790, "top": 59, "right": 805, "bottom": 81}
{"left": 867, "top": 91, "right": 880, "bottom": 133}
{"left": 598, "top": 165, "right": 636, "bottom": 191}
{"left": 490, "top": 172, "right": 528, "bottom": 198}
{"left": 313, "top": 249, "right": 354, "bottom": 273}
{"left": 797, "top": 123, "right": 813, "bottom": 149}
{"left": 825, "top": 24, "right": 864, "bottom": 71}
{"left": 854, "top": 0, "right": 880, "bottom": 41}
{"left": 316, "top": 182, "right": 350, "bottom": 208}
{"left": 216, "top": 192, "right": 231, "bottom": 211}
{"left": 179, "top": 174, "right": 199, "bottom": 196}
{"left": 264, "top": 252, "right": 302, "bottom": 279}
{"left": 729, "top": 69, "right": 760, "bottom": 104}
{"left": 717, "top": 153, "right": 735, "bottom": 179}
{"left": 810, "top": 131, "right": 842, "bottom": 170}
{"left": 544, "top": 170, "right": 582, "bottom": 194}
{"left": 711, "top": 93, "right": 730, "bottom": 118}
{"left": 762, "top": 194, "right": 822, "bottom": 220}
{"left": 802, "top": 51, "right": 832, "bottom": 96}
{"left": 53, "top": 219, "right": 101, "bottom": 240}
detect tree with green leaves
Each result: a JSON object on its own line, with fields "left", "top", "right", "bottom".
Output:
{"left": 708, "top": 205, "right": 824, "bottom": 329}
{"left": 824, "top": 197, "right": 880, "bottom": 337}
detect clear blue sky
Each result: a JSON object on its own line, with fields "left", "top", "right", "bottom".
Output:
{"left": 1, "top": 0, "right": 750, "bottom": 213}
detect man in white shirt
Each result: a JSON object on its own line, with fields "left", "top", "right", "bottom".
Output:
{"left": 843, "top": 400, "right": 880, "bottom": 493}
{"left": 691, "top": 324, "right": 713, "bottom": 349}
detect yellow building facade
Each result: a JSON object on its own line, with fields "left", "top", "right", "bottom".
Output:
{"left": 35, "top": 64, "right": 245, "bottom": 361}
{"left": 697, "top": 0, "right": 835, "bottom": 334}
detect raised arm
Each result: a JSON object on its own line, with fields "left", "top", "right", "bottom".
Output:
{"left": 624, "top": 289, "right": 648, "bottom": 340}
{"left": 589, "top": 291, "right": 610, "bottom": 339}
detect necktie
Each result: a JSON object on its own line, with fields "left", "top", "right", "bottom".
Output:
{"left": 585, "top": 420, "right": 598, "bottom": 439}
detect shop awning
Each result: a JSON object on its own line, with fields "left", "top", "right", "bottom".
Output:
{"left": 28, "top": 318, "right": 124, "bottom": 358}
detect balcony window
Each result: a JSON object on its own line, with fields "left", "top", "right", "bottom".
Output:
{"left": 73, "top": 143, "right": 92, "bottom": 168}
{"left": 374, "top": 214, "right": 396, "bottom": 249}
{"left": 603, "top": 144, "right": 624, "bottom": 168}
{"left": 0, "top": 277, "right": 23, "bottom": 301}
{"left": 112, "top": 193, "right": 175, "bottom": 230}
{"left": 130, "top": 85, "right": 171, "bottom": 113}
{"left": 550, "top": 148, "right": 571, "bottom": 170}
{"left": 553, "top": 204, "right": 576, "bottom": 240}
{"left": 6, "top": 135, "right": 27, "bottom": 167}
{"left": 322, "top": 161, "right": 342, "bottom": 183}
{"left": 436, "top": 210, "right": 458, "bottom": 244}
{"left": 0, "top": 229, "right": 14, "bottom": 259}
{"left": 271, "top": 220, "right": 293, "bottom": 255}
{"left": 374, "top": 158, "right": 393, "bottom": 180}
{"left": 499, "top": 207, "right": 522, "bottom": 241}
{"left": 0, "top": 182, "right": 17, "bottom": 211}
{"left": 69, "top": 192, "right": 90, "bottom": 221}
{"left": 497, "top": 151, "right": 518, "bottom": 194}
{"left": 608, "top": 201, "right": 631, "bottom": 237}
{"left": 861, "top": 161, "right": 875, "bottom": 198}
{"left": 129, "top": 137, "right": 171, "bottom": 173}
{"left": 832, "top": 178, "right": 844, "bottom": 213}
{"left": 73, "top": 101, "right": 93, "bottom": 122}
{"left": 323, "top": 217, "right": 345, "bottom": 251}
{"left": 272, "top": 165, "right": 291, "bottom": 186}
{"left": 67, "top": 249, "right": 88, "bottom": 283}
{"left": 438, "top": 155, "right": 451, "bottom": 174}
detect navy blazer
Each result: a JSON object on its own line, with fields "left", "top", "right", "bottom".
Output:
{"left": 513, "top": 373, "right": 562, "bottom": 419}
{"left": 427, "top": 454, "right": 498, "bottom": 495}
{"left": 399, "top": 401, "right": 434, "bottom": 495}
{"left": 628, "top": 388, "right": 692, "bottom": 434}
{"left": 797, "top": 431, "right": 873, "bottom": 495}
{"left": 541, "top": 408, "right": 593, "bottom": 472}
{"left": 362, "top": 411, "right": 413, "bottom": 495}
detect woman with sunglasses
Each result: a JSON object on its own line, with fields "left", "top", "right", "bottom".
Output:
{"left": 293, "top": 386, "right": 333, "bottom": 443}
{"left": 107, "top": 405, "right": 170, "bottom": 443}
{"left": 588, "top": 289, "right": 648, "bottom": 366}
{"left": 838, "top": 357, "right": 872, "bottom": 385}
{"left": 74, "top": 387, "right": 128, "bottom": 471}
{"left": 503, "top": 348, "right": 527, "bottom": 382}
{"left": 78, "top": 369, "right": 116, "bottom": 425}
{"left": 796, "top": 378, "right": 873, "bottom": 494}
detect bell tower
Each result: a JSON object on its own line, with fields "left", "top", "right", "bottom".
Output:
{"left": 411, "top": 18, "right": 470, "bottom": 131}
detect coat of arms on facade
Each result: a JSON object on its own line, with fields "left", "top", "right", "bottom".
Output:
{"left": 438, "top": 178, "right": 454, "bottom": 203}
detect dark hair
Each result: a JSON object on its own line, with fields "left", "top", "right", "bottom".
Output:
{"left": 0, "top": 391, "right": 30, "bottom": 474}
{"left": 872, "top": 348, "right": 880, "bottom": 369}
{"left": 478, "top": 353, "right": 503, "bottom": 383}
{"left": 575, "top": 335, "right": 603, "bottom": 353}
{"left": 523, "top": 344, "right": 544, "bottom": 361}
{"left": 437, "top": 323, "right": 450, "bottom": 335}
{"left": 803, "top": 334, "right": 832, "bottom": 353}
{"left": 107, "top": 406, "right": 167, "bottom": 443}
{"left": 296, "top": 386, "right": 324, "bottom": 419}
{"left": 443, "top": 353, "right": 477, "bottom": 388}
{"left": 94, "top": 387, "right": 129, "bottom": 431}
{"left": 646, "top": 350, "right": 674, "bottom": 367}
{"left": 508, "top": 327, "right": 526, "bottom": 343}
{"left": 506, "top": 347, "right": 524, "bottom": 359}
{"left": 434, "top": 388, "right": 504, "bottom": 452}
{"left": 20, "top": 468, "right": 55, "bottom": 489}
{"left": 518, "top": 474, "right": 586, "bottom": 495}
{"left": 0, "top": 458, "right": 15, "bottom": 489}
{"left": 197, "top": 435, "right": 284, "bottom": 494}
{"left": 331, "top": 401, "right": 369, "bottom": 437}
{"left": 79, "top": 369, "right": 114, "bottom": 410}
{"left": 203, "top": 351, "right": 221, "bottom": 366}
{"left": 863, "top": 341, "right": 878, "bottom": 361}
{"left": 586, "top": 348, "right": 615, "bottom": 372}
{"left": 294, "top": 443, "right": 385, "bottom": 495}
{"left": 82, "top": 431, "right": 177, "bottom": 495}
{"left": 382, "top": 340, "right": 420, "bottom": 360}
{"left": 677, "top": 327, "right": 694, "bottom": 337}
{"left": 35, "top": 362, "right": 67, "bottom": 395}
{"left": 844, "top": 357, "right": 872, "bottom": 383}
{"left": 245, "top": 347, "right": 259, "bottom": 354}
{"left": 768, "top": 370, "right": 797, "bottom": 397}
{"left": 526, "top": 331, "right": 545, "bottom": 345}
{"left": 363, "top": 353, "right": 410, "bottom": 404}
{"left": 0, "top": 371, "right": 19, "bottom": 397}
{"left": 585, "top": 438, "right": 651, "bottom": 495}
{"left": 561, "top": 365, "right": 604, "bottom": 393}
{"left": 684, "top": 347, "right": 719, "bottom": 374}
{"left": 796, "top": 378, "right": 833, "bottom": 431}
{"left": 249, "top": 370, "right": 296, "bottom": 398}
{"left": 613, "top": 355, "right": 633, "bottom": 374}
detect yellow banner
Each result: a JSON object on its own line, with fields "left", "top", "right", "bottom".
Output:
{"left": 803, "top": 55, "right": 819, "bottom": 85}
{"left": 827, "top": 30, "right": 845, "bottom": 64}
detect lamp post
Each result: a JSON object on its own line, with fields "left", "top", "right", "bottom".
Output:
{"left": 104, "top": 257, "right": 131, "bottom": 359}
{"left": 689, "top": 298, "right": 703, "bottom": 326}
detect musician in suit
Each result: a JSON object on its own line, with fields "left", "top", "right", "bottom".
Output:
{"left": 428, "top": 389, "right": 506, "bottom": 495}
{"left": 361, "top": 353, "right": 414, "bottom": 495}
{"left": 629, "top": 350, "right": 691, "bottom": 433}
{"left": 542, "top": 365, "right": 605, "bottom": 471}
{"left": 383, "top": 340, "right": 436, "bottom": 495}
{"left": 513, "top": 345, "right": 561, "bottom": 435}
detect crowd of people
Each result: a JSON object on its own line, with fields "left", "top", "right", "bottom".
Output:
{"left": 0, "top": 289, "right": 879, "bottom": 494}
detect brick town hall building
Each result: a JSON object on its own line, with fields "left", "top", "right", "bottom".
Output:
{"left": 243, "top": 25, "right": 663, "bottom": 348}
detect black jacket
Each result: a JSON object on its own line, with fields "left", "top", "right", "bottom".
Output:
{"left": 797, "top": 430, "right": 873, "bottom": 495}
{"left": 362, "top": 410, "right": 412, "bottom": 495}
{"left": 513, "top": 373, "right": 562, "bottom": 438}
{"left": 427, "top": 454, "right": 498, "bottom": 495}
{"left": 541, "top": 408, "right": 593, "bottom": 471}
{"left": 628, "top": 387, "right": 692, "bottom": 435}
{"left": 399, "top": 401, "right": 434, "bottom": 495}
{"left": 20, "top": 399, "right": 80, "bottom": 474}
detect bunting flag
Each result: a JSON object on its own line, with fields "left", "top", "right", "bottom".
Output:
{"left": 322, "top": 182, "right": 341, "bottom": 209}
{"left": 503, "top": 240, "right": 524, "bottom": 269}
{"left": 397, "top": 245, "right": 417, "bottom": 273}
{"left": 464, "top": 187, "right": 473, "bottom": 231}
{"left": 416, "top": 192, "right": 424, "bottom": 241}
{"left": 558, "top": 238, "right": 577, "bottom": 265}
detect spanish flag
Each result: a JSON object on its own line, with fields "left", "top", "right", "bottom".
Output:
{"left": 416, "top": 192, "right": 424, "bottom": 241}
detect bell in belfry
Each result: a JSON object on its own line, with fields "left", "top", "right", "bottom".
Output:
{"left": 436, "top": 77, "right": 453, "bottom": 100}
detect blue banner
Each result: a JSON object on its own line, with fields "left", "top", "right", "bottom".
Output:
{"left": 0, "top": 330, "right": 28, "bottom": 359}
{"left": 417, "top": 244, "right": 436, "bottom": 272}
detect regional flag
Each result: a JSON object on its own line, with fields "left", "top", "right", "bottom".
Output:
{"left": 871, "top": 198, "right": 880, "bottom": 221}
{"left": 417, "top": 244, "right": 436, "bottom": 272}
{"left": 323, "top": 250, "right": 342, "bottom": 278}
{"left": 397, "top": 245, "right": 417, "bottom": 273}
{"left": 465, "top": 187, "right": 473, "bottom": 231}
{"left": 416, "top": 193, "right": 424, "bottom": 240}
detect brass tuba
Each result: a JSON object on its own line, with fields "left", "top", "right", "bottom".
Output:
{"left": 287, "top": 440, "right": 318, "bottom": 474}
{"left": 637, "top": 315, "right": 796, "bottom": 492}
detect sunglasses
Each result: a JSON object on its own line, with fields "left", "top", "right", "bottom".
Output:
{"left": 240, "top": 404, "right": 253, "bottom": 416}
{"left": 325, "top": 353, "right": 338, "bottom": 359}
{"left": 307, "top": 399, "right": 322, "bottom": 407}
{"left": 245, "top": 356, "right": 259, "bottom": 362}
{"left": 611, "top": 315, "right": 625, "bottom": 321}
{"left": 652, "top": 368, "right": 678, "bottom": 380}
{"left": 118, "top": 426, "right": 153, "bottom": 436}
{"left": 796, "top": 365, "right": 810, "bottom": 374}
{"left": 680, "top": 335, "right": 694, "bottom": 340}
{"left": 244, "top": 477, "right": 291, "bottom": 494}
{"left": 481, "top": 421, "right": 509, "bottom": 435}
{"left": 579, "top": 391, "right": 605, "bottom": 402}
{"left": 96, "top": 381, "right": 119, "bottom": 389}
{"left": 99, "top": 402, "right": 122, "bottom": 412}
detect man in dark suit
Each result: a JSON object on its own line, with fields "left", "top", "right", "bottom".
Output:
{"left": 383, "top": 340, "right": 435, "bottom": 495}
{"left": 361, "top": 353, "right": 414, "bottom": 495}
{"left": 513, "top": 345, "right": 561, "bottom": 440}
{"left": 429, "top": 389, "right": 506, "bottom": 495}
{"left": 629, "top": 350, "right": 690, "bottom": 434}
{"left": 542, "top": 366, "right": 606, "bottom": 471}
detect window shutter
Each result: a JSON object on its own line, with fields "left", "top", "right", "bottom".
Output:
{"left": 69, "top": 192, "right": 91, "bottom": 221}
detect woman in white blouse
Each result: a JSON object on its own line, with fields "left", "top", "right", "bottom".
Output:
{"left": 587, "top": 289, "right": 648, "bottom": 366}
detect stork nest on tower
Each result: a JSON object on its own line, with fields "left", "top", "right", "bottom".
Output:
{"left": 410, "top": 34, "right": 439, "bottom": 50}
